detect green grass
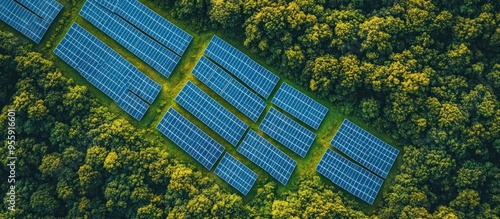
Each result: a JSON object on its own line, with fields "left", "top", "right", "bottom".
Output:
{"left": 3, "top": 0, "right": 404, "bottom": 212}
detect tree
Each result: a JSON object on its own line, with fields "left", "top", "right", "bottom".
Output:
{"left": 283, "top": 45, "right": 307, "bottom": 81}
{"left": 39, "top": 153, "right": 63, "bottom": 179}
{"left": 327, "top": 9, "right": 365, "bottom": 53}
{"left": 136, "top": 204, "right": 164, "bottom": 219}
{"left": 30, "top": 185, "right": 62, "bottom": 216}
{"left": 358, "top": 16, "right": 403, "bottom": 61}
{"left": 248, "top": 182, "right": 276, "bottom": 218}
{"left": 78, "top": 164, "right": 102, "bottom": 196}
{"left": 486, "top": 64, "right": 500, "bottom": 89}
{"left": 306, "top": 55, "right": 338, "bottom": 97}
{"left": 209, "top": 0, "right": 242, "bottom": 29}
{"left": 173, "top": 0, "right": 209, "bottom": 20}
{"left": 455, "top": 160, "right": 488, "bottom": 189}
{"left": 360, "top": 98, "right": 380, "bottom": 121}
{"left": 450, "top": 189, "right": 481, "bottom": 218}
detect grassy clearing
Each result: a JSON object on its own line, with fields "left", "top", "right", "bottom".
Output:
{"left": 4, "top": 0, "right": 404, "bottom": 211}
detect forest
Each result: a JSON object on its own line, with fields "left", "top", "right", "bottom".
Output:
{"left": 1, "top": 0, "right": 499, "bottom": 218}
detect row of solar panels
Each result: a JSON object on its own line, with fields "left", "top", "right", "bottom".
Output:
{"left": 53, "top": 0, "right": 193, "bottom": 120}
{"left": 316, "top": 119, "right": 400, "bottom": 204}
{"left": 156, "top": 80, "right": 305, "bottom": 190}
{"left": 156, "top": 106, "right": 298, "bottom": 194}
{"left": 153, "top": 35, "right": 333, "bottom": 195}
{"left": 0, "top": 0, "right": 62, "bottom": 43}
{"left": 168, "top": 72, "right": 398, "bottom": 202}
{"left": 202, "top": 36, "right": 329, "bottom": 130}
{"left": 198, "top": 26, "right": 399, "bottom": 206}
{"left": 157, "top": 107, "right": 258, "bottom": 195}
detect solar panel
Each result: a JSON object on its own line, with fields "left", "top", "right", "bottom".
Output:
{"left": 80, "top": 0, "right": 180, "bottom": 78}
{"left": 96, "top": 0, "right": 192, "bottom": 55}
{"left": 15, "top": 0, "right": 63, "bottom": 23}
{"left": 316, "top": 149, "right": 383, "bottom": 204}
{"left": 124, "top": 60, "right": 162, "bottom": 105}
{"left": 192, "top": 57, "right": 266, "bottom": 121}
{"left": 176, "top": 81, "right": 248, "bottom": 146}
{"left": 157, "top": 108, "right": 225, "bottom": 170}
{"left": 0, "top": 1, "right": 50, "bottom": 43}
{"left": 330, "top": 119, "right": 399, "bottom": 178}
{"left": 237, "top": 130, "right": 297, "bottom": 185}
{"left": 215, "top": 153, "right": 258, "bottom": 195}
{"left": 272, "top": 83, "right": 328, "bottom": 130}
{"left": 204, "top": 35, "right": 279, "bottom": 98}
{"left": 117, "top": 91, "right": 149, "bottom": 120}
{"left": 54, "top": 23, "right": 161, "bottom": 120}
{"left": 259, "top": 108, "right": 316, "bottom": 157}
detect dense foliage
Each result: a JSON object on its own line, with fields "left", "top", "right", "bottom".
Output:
{"left": 1, "top": 0, "right": 499, "bottom": 218}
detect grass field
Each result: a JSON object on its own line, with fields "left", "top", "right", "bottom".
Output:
{"left": 2, "top": 0, "right": 403, "bottom": 212}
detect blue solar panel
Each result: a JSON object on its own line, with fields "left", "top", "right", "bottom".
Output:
{"left": 157, "top": 108, "right": 225, "bottom": 170}
{"left": 215, "top": 153, "right": 258, "bottom": 195}
{"left": 272, "top": 83, "right": 328, "bottom": 130}
{"left": 176, "top": 81, "right": 248, "bottom": 146}
{"left": 16, "top": 0, "right": 62, "bottom": 23}
{"left": 259, "top": 108, "right": 316, "bottom": 157}
{"left": 54, "top": 23, "right": 161, "bottom": 120}
{"left": 316, "top": 149, "right": 383, "bottom": 204}
{"left": 204, "top": 36, "right": 279, "bottom": 98}
{"left": 330, "top": 119, "right": 399, "bottom": 178}
{"left": 0, "top": 1, "right": 50, "bottom": 43}
{"left": 80, "top": 0, "right": 180, "bottom": 78}
{"left": 117, "top": 91, "right": 149, "bottom": 120}
{"left": 96, "top": 0, "right": 192, "bottom": 55}
{"left": 124, "top": 61, "right": 162, "bottom": 105}
{"left": 192, "top": 57, "right": 266, "bottom": 121}
{"left": 237, "top": 130, "right": 297, "bottom": 185}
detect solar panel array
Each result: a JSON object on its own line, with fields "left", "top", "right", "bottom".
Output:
{"left": 237, "top": 130, "right": 297, "bottom": 185}
{"left": 0, "top": 1, "right": 51, "bottom": 43}
{"left": 192, "top": 57, "right": 266, "bottom": 121}
{"left": 96, "top": 0, "right": 192, "bottom": 55}
{"left": 215, "top": 153, "right": 258, "bottom": 195}
{"left": 54, "top": 23, "right": 161, "bottom": 120}
{"left": 204, "top": 36, "right": 279, "bottom": 98}
{"left": 272, "top": 83, "right": 328, "bottom": 130}
{"left": 16, "top": 0, "right": 63, "bottom": 23}
{"left": 330, "top": 119, "right": 399, "bottom": 178}
{"left": 80, "top": 0, "right": 180, "bottom": 78}
{"left": 260, "top": 108, "right": 316, "bottom": 157}
{"left": 176, "top": 81, "right": 248, "bottom": 146}
{"left": 157, "top": 108, "right": 225, "bottom": 170}
{"left": 316, "top": 149, "right": 383, "bottom": 204}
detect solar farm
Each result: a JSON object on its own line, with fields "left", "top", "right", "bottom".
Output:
{"left": 165, "top": 34, "right": 399, "bottom": 203}
{"left": 1, "top": 0, "right": 401, "bottom": 205}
